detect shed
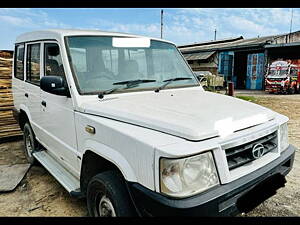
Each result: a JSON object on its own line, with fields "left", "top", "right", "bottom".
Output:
{"left": 178, "top": 30, "right": 300, "bottom": 90}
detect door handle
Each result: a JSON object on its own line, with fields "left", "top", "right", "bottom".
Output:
{"left": 41, "top": 100, "right": 46, "bottom": 107}
{"left": 25, "top": 93, "right": 28, "bottom": 98}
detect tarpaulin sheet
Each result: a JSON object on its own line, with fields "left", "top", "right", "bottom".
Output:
{"left": 0, "top": 164, "right": 30, "bottom": 192}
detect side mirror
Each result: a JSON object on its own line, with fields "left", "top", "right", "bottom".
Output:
{"left": 40, "top": 76, "right": 70, "bottom": 97}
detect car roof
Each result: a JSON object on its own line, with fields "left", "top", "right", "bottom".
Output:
{"left": 15, "top": 29, "right": 175, "bottom": 45}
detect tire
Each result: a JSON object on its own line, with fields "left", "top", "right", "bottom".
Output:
{"left": 87, "top": 170, "right": 136, "bottom": 217}
{"left": 23, "top": 122, "right": 38, "bottom": 165}
{"left": 293, "top": 86, "right": 297, "bottom": 94}
{"left": 288, "top": 87, "right": 296, "bottom": 94}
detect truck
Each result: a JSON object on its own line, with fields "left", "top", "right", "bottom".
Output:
{"left": 265, "top": 60, "right": 300, "bottom": 94}
{"left": 12, "top": 29, "right": 295, "bottom": 217}
{"left": 193, "top": 71, "right": 224, "bottom": 91}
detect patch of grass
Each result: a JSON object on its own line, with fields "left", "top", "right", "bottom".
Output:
{"left": 236, "top": 95, "right": 257, "bottom": 102}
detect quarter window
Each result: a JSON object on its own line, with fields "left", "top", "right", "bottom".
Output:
{"left": 26, "top": 43, "right": 41, "bottom": 85}
{"left": 14, "top": 44, "right": 25, "bottom": 80}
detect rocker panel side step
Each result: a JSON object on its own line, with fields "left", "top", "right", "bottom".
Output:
{"left": 33, "top": 151, "right": 80, "bottom": 193}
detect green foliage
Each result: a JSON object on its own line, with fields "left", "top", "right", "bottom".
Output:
{"left": 236, "top": 95, "right": 257, "bottom": 102}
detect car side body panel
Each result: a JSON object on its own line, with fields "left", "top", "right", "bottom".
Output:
{"left": 75, "top": 111, "right": 184, "bottom": 191}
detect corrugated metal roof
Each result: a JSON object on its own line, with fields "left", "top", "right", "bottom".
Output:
{"left": 183, "top": 51, "right": 216, "bottom": 60}
{"left": 178, "top": 34, "right": 285, "bottom": 53}
{"left": 265, "top": 42, "right": 300, "bottom": 48}
{"left": 177, "top": 36, "right": 243, "bottom": 48}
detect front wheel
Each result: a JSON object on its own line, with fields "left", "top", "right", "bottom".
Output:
{"left": 288, "top": 86, "right": 296, "bottom": 94}
{"left": 87, "top": 170, "right": 136, "bottom": 217}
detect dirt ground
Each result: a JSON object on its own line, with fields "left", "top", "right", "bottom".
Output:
{"left": 0, "top": 141, "right": 87, "bottom": 216}
{"left": 240, "top": 93, "right": 300, "bottom": 217}
{"left": 0, "top": 92, "right": 299, "bottom": 216}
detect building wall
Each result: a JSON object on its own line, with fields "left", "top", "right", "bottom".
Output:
{"left": 187, "top": 53, "right": 218, "bottom": 74}
{"left": 182, "top": 30, "right": 300, "bottom": 90}
{"left": 274, "top": 31, "right": 300, "bottom": 44}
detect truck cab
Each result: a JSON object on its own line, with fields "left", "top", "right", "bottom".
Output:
{"left": 265, "top": 60, "right": 300, "bottom": 94}
{"left": 12, "top": 29, "right": 295, "bottom": 217}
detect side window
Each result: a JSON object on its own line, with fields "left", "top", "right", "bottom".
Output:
{"left": 14, "top": 44, "right": 25, "bottom": 80}
{"left": 26, "top": 43, "right": 41, "bottom": 85}
{"left": 44, "top": 43, "right": 65, "bottom": 78}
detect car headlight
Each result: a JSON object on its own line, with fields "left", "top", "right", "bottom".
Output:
{"left": 279, "top": 122, "right": 289, "bottom": 152}
{"left": 160, "top": 152, "right": 219, "bottom": 198}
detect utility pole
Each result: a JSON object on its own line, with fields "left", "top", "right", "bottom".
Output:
{"left": 161, "top": 9, "right": 163, "bottom": 39}
{"left": 214, "top": 29, "right": 217, "bottom": 41}
{"left": 289, "top": 8, "right": 294, "bottom": 43}
{"left": 289, "top": 8, "right": 294, "bottom": 34}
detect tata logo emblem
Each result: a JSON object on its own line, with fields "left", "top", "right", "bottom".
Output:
{"left": 252, "top": 143, "right": 265, "bottom": 159}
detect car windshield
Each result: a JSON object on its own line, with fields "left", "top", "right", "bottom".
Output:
{"left": 66, "top": 36, "right": 199, "bottom": 95}
{"left": 268, "top": 69, "right": 288, "bottom": 76}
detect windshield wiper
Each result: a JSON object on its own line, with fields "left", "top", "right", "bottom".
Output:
{"left": 113, "top": 79, "right": 156, "bottom": 87}
{"left": 154, "top": 77, "right": 192, "bottom": 92}
{"left": 98, "top": 87, "right": 120, "bottom": 99}
{"left": 98, "top": 79, "right": 156, "bottom": 99}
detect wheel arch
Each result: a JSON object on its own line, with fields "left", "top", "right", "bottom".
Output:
{"left": 19, "top": 105, "right": 31, "bottom": 130}
{"left": 80, "top": 142, "right": 137, "bottom": 195}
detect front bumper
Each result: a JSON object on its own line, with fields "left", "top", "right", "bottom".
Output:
{"left": 265, "top": 86, "right": 283, "bottom": 92}
{"left": 127, "top": 144, "right": 296, "bottom": 216}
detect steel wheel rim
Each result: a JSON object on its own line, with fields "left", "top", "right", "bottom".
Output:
{"left": 98, "top": 195, "right": 116, "bottom": 217}
{"left": 25, "top": 129, "right": 33, "bottom": 158}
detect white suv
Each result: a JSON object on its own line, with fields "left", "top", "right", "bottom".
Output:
{"left": 12, "top": 29, "right": 295, "bottom": 217}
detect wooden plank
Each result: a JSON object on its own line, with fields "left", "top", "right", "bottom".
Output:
{"left": 0, "top": 51, "right": 22, "bottom": 139}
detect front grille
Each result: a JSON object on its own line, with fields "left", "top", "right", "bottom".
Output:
{"left": 225, "top": 131, "right": 277, "bottom": 170}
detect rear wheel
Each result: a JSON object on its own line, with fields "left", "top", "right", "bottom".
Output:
{"left": 87, "top": 170, "right": 136, "bottom": 217}
{"left": 23, "top": 122, "right": 38, "bottom": 165}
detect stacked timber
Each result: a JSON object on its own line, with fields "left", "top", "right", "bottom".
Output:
{"left": 0, "top": 50, "right": 22, "bottom": 140}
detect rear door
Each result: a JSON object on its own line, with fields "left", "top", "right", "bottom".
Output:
{"left": 24, "top": 42, "right": 43, "bottom": 139}
{"left": 12, "top": 44, "right": 26, "bottom": 113}
{"left": 39, "top": 41, "right": 79, "bottom": 176}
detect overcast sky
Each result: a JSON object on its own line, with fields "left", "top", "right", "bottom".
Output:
{"left": 0, "top": 8, "right": 299, "bottom": 50}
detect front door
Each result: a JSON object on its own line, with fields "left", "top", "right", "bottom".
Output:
{"left": 39, "top": 41, "right": 79, "bottom": 176}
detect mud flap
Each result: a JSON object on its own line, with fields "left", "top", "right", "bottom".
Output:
{"left": 236, "top": 174, "right": 286, "bottom": 213}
